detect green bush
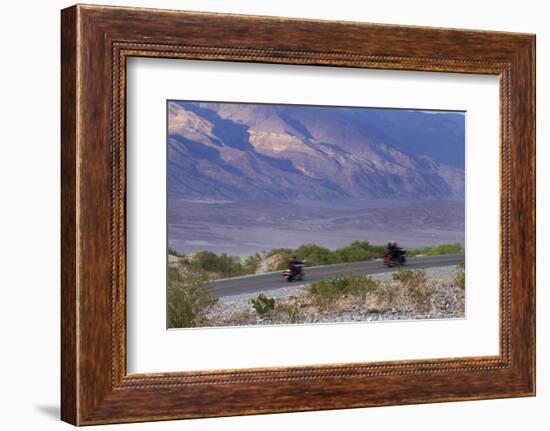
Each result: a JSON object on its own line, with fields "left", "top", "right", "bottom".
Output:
{"left": 377, "top": 283, "right": 400, "bottom": 307}
{"left": 249, "top": 294, "right": 276, "bottom": 318}
{"left": 454, "top": 261, "right": 465, "bottom": 290}
{"left": 167, "top": 268, "right": 218, "bottom": 328}
{"left": 243, "top": 252, "right": 264, "bottom": 273}
{"left": 333, "top": 241, "right": 386, "bottom": 263}
{"left": 407, "top": 284, "right": 435, "bottom": 313}
{"left": 179, "top": 241, "right": 463, "bottom": 281}
{"left": 295, "top": 243, "right": 335, "bottom": 266}
{"left": 274, "top": 296, "right": 300, "bottom": 324}
{"left": 408, "top": 242, "right": 463, "bottom": 257}
{"left": 189, "top": 251, "right": 250, "bottom": 278}
{"left": 392, "top": 268, "right": 427, "bottom": 287}
{"left": 392, "top": 268, "right": 433, "bottom": 313}
{"left": 347, "top": 273, "right": 380, "bottom": 299}
{"left": 307, "top": 279, "right": 343, "bottom": 310}
{"left": 307, "top": 273, "right": 379, "bottom": 309}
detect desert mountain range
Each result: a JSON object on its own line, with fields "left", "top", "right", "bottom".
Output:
{"left": 168, "top": 101, "right": 465, "bottom": 203}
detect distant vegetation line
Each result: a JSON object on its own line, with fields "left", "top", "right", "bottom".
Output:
{"left": 168, "top": 241, "right": 463, "bottom": 279}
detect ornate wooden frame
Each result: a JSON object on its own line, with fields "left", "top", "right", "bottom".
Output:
{"left": 61, "top": 4, "right": 535, "bottom": 426}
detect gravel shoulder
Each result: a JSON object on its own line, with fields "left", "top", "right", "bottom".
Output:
{"left": 202, "top": 265, "right": 464, "bottom": 327}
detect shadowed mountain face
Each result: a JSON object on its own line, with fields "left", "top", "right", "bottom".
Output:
{"left": 168, "top": 102, "right": 465, "bottom": 204}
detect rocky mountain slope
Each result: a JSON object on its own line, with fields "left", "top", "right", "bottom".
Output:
{"left": 167, "top": 101, "right": 465, "bottom": 203}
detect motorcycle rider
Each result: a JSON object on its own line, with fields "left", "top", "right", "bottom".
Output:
{"left": 288, "top": 256, "right": 303, "bottom": 276}
{"left": 387, "top": 241, "right": 405, "bottom": 263}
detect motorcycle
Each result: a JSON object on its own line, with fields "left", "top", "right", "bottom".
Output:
{"left": 283, "top": 263, "right": 305, "bottom": 282}
{"left": 383, "top": 249, "right": 406, "bottom": 267}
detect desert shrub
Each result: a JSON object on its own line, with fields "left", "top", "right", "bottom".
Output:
{"left": 408, "top": 242, "right": 463, "bottom": 257}
{"left": 392, "top": 268, "right": 427, "bottom": 288}
{"left": 167, "top": 268, "right": 218, "bottom": 328}
{"left": 295, "top": 243, "right": 335, "bottom": 266}
{"left": 274, "top": 296, "right": 300, "bottom": 324}
{"left": 183, "top": 240, "right": 463, "bottom": 281}
{"left": 333, "top": 241, "right": 386, "bottom": 263}
{"left": 249, "top": 294, "right": 276, "bottom": 318}
{"left": 424, "top": 242, "right": 463, "bottom": 256}
{"left": 392, "top": 268, "right": 433, "bottom": 313}
{"left": 454, "top": 261, "right": 465, "bottom": 290}
{"left": 407, "top": 283, "right": 436, "bottom": 313}
{"left": 306, "top": 279, "right": 341, "bottom": 310}
{"left": 266, "top": 248, "right": 293, "bottom": 258}
{"left": 242, "top": 252, "right": 263, "bottom": 273}
{"left": 307, "top": 273, "right": 379, "bottom": 309}
{"left": 376, "top": 283, "right": 400, "bottom": 308}
{"left": 189, "top": 251, "right": 249, "bottom": 278}
{"left": 346, "top": 273, "right": 380, "bottom": 299}
{"left": 264, "top": 241, "right": 387, "bottom": 271}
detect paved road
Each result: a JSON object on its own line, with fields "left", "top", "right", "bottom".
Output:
{"left": 212, "top": 253, "right": 464, "bottom": 297}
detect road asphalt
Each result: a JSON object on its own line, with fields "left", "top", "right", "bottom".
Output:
{"left": 212, "top": 253, "right": 464, "bottom": 297}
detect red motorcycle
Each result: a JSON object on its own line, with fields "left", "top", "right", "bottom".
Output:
{"left": 383, "top": 249, "right": 406, "bottom": 267}
{"left": 282, "top": 263, "right": 305, "bottom": 282}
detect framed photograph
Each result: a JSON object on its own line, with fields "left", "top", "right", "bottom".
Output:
{"left": 61, "top": 4, "right": 536, "bottom": 425}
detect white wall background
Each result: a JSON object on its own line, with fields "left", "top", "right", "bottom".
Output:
{"left": 0, "top": 0, "right": 546, "bottom": 429}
